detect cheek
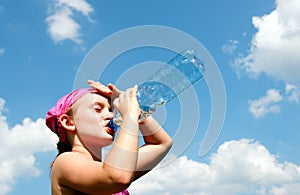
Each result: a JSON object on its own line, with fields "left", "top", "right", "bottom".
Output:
{"left": 74, "top": 111, "right": 103, "bottom": 135}
{"left": 74, "top": 110, "right": 112, "bottom": 148}
{"left": 83, "top": 112, "right": 99, "bottom": 123}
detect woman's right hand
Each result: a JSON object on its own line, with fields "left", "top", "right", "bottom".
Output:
{"left": 113, "top": 85, "right": 140, "bottom": 123}
{"left": 107, "top": 83, "right": 123, "bottom": 99}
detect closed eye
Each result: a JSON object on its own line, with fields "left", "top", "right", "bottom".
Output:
{"left": 93, "top": 105, "right": 103, "bottom": 112}
{"left": 93, "top": 101, "right": 112, "bottom": 113}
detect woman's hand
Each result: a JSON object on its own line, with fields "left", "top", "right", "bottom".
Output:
{"left": 88, "top": 80, "right": 125, "bottom": 104}
{"left": 113, "top": 85, "right": 140, "bottom": 123}
{"left": 88, "top": 80, "right": 112, "bottom": 97}
{"left": 107, "top": 83, "right": 123, "bottom": 101}
{"left": 88, "top": 80, "right": 140, "bottom": 122}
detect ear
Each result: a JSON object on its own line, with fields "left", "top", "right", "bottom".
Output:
{"left": 59, "top": 114, "right": 76, "bottom": 132}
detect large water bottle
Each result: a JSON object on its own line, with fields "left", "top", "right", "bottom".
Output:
{"left": 112, "top": 49, "right": 205, "bottom": 127}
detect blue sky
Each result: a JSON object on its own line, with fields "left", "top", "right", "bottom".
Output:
{"left": 1, "top": 0, "right": 300, "bottom": 194}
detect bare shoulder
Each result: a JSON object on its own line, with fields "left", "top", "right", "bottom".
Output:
{"left": 53, "top": 152, "right": 93, "bottom": 165}
{"left": 51, "top": 152, "right": 115, "bottom": 194}
{"left": 52, "top": 152, "right": 100, "bottom": 177}
{"left": 51, "top": 152, "right": 130, "bottom": 194}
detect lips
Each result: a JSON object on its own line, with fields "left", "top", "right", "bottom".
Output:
{"left": 105, "top": 127, "right": 115, "bottom": 136}
{"left": 107, "top": 120, "right": 120, "bottom": 131}
{"left": 105, "top": 120, "right": 117, "bottom": 136}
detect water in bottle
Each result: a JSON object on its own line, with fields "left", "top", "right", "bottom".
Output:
{"left": 112, "top": 49, "right": 205, "bottom": 126}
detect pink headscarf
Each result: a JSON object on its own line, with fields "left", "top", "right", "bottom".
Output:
{"left": 46, "top": 88, "right": 96, "bottom": 143}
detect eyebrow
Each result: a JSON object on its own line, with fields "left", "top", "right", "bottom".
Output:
{"left": 93, "top": 101, "right": 106, "bottom": 107}
{"left": 93, "top": 100, "right": 111, "bottom": 108}
{"left": 92, "top": 92, "right": 111, "bottom": 100}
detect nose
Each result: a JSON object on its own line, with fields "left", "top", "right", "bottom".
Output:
{"left": 103, "top": 109, "right": 114, "bottom": 120}
{"left": 105, "top": 109, "right": 119, "bottom": 131}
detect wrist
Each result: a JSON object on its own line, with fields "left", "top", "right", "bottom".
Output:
{"left": 139, "top": 115, "right": 152, "bottom": 125}
{"left": 120, "top": 119, "right": 139, "bottom": 136}
{"left": 121, "top": 113, "right": 139, "bottom": 123}
{"left": 138, "top": 116, "right": 162, "bottom": 136}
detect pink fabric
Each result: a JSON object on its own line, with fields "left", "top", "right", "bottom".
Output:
{"left": 46, "top": 88, "right": 96, "bottom": 143}
{"left": 113, "top": 189, "right": 130, "bottom": 195}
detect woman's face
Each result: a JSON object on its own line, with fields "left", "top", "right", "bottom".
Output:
{"left": 73, "top": 93, "right": 115, "bottom": 147}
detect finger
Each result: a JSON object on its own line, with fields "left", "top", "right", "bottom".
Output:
{"left": 108, "top": 84, "right": 123, "bottom": 95}
{"left": 124, "top": 88, "right": 132, "bottom": 99}
{"left": 132, "top": 85, "right": 138, "bottom": 96}
{"left": 88, "top": 80, "right": 105, "bottom": 87}
{"left": 88, "top": 80, "right": 109, "bottom": 91}
{"left": 113, "top": 97, "right": 120, "bottom": 110}
{"left": 119, "top": 91, "right": 125, "bottom": 102}
{"left": 87, "top": 79, "right": 96, "bottom": 85}
{"left": 87, "top": 80, "right": 112, "bottom": 96}
{"left": 88, "top": 80, "right": 105, "bottom": 89}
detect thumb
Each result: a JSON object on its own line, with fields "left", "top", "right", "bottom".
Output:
{"left": 108, "top": 83, "right": 123, "bottom": 96}
{"left": 112, "top": 97, "right": 120, "bottom": 110}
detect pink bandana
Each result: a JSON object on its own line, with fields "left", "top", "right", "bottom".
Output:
{"left": 46, "top": 88, "right": 96, "bottom": 143}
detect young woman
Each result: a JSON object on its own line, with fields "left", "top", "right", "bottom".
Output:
{"left": 46, "top": 80, "right": 173, "bottom": 195}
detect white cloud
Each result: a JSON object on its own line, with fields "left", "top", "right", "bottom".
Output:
{"left": 0, "top": 98, "right": 57, "bottom": 195}
{"left": 45, "top": 0, "right": 94, "bottom": 44}
{"left": 269, "top": 183, "right": 300, "bottom": 195}
{"left": 248, "top": 89, "right": 283, "bottom": 118}
{"left": 0, "top": 48, "right": 5, "bottom": 55}
{"left": 56, "top": 0, "right": 94, "bottom": 17}
{"left": 232, "top": 0, "right": 300, "bottom": 83}
{"left": 222, "top": 40, "right": 239, "bottom": 54}
{"left": 285, "top": 83, "right": 300, "bottom": 104}
{"left": 129, "top": 139, "right": 300, "bottom": 195}
{"left": 248, "top": 85, "right": 300, "bottom": 118}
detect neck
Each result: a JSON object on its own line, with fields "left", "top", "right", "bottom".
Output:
{"left": 72, "top": 145, "right": 103, "bottom": 161}
{"left": 71, "top": 135, "right": 103, "bottom": 161}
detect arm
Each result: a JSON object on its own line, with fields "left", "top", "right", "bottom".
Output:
{"left": 104, "top": 85, "right": 141, "bottom": 184}
{"left": 105, "top": 82, "right": 173, "bottom": 179}
{"left": 90, "top": 81, "right": 172, "bottom": 179}
{"left": 134, "top": 116, "right": 173, "bottom": 180}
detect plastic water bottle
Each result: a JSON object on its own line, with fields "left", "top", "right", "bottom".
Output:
{"left": 112, "top": 49, "right": 205, "bottom": 127}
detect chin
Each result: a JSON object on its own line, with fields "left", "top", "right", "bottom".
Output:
{"left": 102, "top": 137, "right": 114, "bottom": 146}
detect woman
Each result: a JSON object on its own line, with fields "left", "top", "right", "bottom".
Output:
{"left": 46, "top": 80, "right": 173, "bottom": 195}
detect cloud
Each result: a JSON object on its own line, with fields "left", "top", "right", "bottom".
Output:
{"left": 222, "top": 40, "right": 239, "bottom": 54}
{"left": 248, "top": 89, "right": 283, "bottom": 118}
{"left": 45, "top": 0, "right": 94, "bottom": 44}
{"left": 285, "top": 83, "right": 300, "bottom": 104}
{"left": 248, "top": 84, "right": 300, "bottom": 118}
{"left": 129, "top": 139, "right": 300, "bottom": 195}
{"left": 0, "top": 48, "right": 5, "bottom": 55}
{"left": 232, "top": 0, "right": 300, "bottom": 83}
{"left": 0, "top": 98, "right": 57, "bottom": 195}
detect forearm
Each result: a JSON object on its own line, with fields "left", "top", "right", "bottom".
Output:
{"left": 104, "top": 117, "right": 139, "bottom": 183}
{"left": 134, "top": 116, "right": 173, "bottom": 176}
{"left": 139, "top": 116, "right": 173, "bottom": 145}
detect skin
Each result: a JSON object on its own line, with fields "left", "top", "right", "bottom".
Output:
{"left": 51, "top": 80, "right": 173, "bottom": 195}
